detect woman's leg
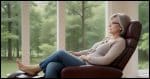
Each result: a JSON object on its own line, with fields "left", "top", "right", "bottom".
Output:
{"left": 17, "top": 50, "right": 85, "bottom": 76}
{"left": 44, "top": 62, "right": 64, "bottom": 78}
{"left": 39, "top": 50, "right": 85, "bottom": 72}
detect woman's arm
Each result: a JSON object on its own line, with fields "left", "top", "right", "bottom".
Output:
{"left": 73, "top": 37, "right": 109, "bottom": 56}
{"left": 86, "top": 39, "right": 125, "bottom": 65}
{"left": 72, "top": 49, "right": 90, "bottom": 56}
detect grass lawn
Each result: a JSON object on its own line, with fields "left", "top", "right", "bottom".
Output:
{"left": 1, "top": 60, "right": 18, "bottom": 78}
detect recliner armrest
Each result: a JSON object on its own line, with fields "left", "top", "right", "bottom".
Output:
{"left": 61, "top": 65, "right": 122, "bottom": 78}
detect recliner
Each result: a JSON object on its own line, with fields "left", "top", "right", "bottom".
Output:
{"left": 61, "top": 21, "right": 142, "bottom": 78}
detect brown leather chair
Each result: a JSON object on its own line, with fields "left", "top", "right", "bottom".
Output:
{"left": 61, "top": 21, "right": 142, "bottom": 78}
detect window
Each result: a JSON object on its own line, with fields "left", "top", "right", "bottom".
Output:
{"left": 138, "top": 1, "right": 149, "bottom": 69}
{"left": 30, "top": 1, "right": 57, "bottom": 63}
{"left": 65, "top": 1, "right": 106, "bottom": 52}
{"left": 1, "top": 1, "right": 57, "bottom": 77}
{"left": 1, "top": 1, "right": 21, "bottom": 77}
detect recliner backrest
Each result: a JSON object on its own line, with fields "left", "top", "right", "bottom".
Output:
{"left": 109, "top": 21, "right": 142, "bottom": 70}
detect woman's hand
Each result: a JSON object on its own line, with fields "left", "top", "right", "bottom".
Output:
{"left": 72, "top": 52, "right": 81, "bottom": 56}
{"left": 80, "top": 55, "right": 90, "bottom": 61}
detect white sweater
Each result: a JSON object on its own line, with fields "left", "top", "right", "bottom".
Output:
{"left": 77, "top": 37, "right": 126, "bottom": 65}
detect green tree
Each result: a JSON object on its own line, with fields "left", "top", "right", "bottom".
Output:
{"left": 30, "top": 1, "right": 56, "bottom": 57}
{"left": 1, "top": 1, "right": 21, "bottom": 59}
{"left": 66, "top": 1, "right": 105, "bottom": 51}
{"left": 30, "top": 2, "right": 42, "bottom": 57}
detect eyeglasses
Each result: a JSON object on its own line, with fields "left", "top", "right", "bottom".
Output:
{"left": 109, "top": 22, "right": 120, "bottom": 27}
{"left": 111, "top": 22, "right": 120, "bottom": 25}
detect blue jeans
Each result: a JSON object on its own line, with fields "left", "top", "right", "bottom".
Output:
{"left": 39, "top": 50, "right": 86, "bottom": 78}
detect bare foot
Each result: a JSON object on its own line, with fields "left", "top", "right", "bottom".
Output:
{"left": 16, "top": 59, "right": 40, "bottom": 76}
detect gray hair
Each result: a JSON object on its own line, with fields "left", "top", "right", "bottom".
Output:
{"left": 110, "top": 13, "right": 131, "bottom": 36}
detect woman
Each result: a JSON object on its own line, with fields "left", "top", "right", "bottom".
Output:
{"left": 16, "top": 13, "right": 131, "bottom": 78}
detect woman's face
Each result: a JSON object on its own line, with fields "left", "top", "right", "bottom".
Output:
{"left": 108, "top": 17, "right": 121, "bottom": 34}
